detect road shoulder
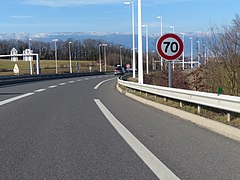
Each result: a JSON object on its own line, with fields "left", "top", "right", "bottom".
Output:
{"left": 117, "top": 84, "right": 240, "bottom": 142}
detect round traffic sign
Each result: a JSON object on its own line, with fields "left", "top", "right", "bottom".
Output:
{"left": 126, "top": 64, "right": 131, "bottom": 69}
{"left": 156, "top": 33, "right": 184, "bottom": 61}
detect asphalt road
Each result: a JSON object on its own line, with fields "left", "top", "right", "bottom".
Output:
{"left": 0, "top": 75, "right": 240, "bottom": 179}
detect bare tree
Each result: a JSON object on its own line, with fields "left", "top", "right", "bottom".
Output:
{"left": 206, "top": 15, "right": 240, "bottom": 95}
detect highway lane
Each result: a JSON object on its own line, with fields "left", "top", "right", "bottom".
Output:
{"left": 0, "top": 76, "right": 240, "bottom": 179}
{"left": 0, "top": 75, "right": 158, "bottom": 179}
{"left": 96, "top": 79, "right": 240, "bottom": 179}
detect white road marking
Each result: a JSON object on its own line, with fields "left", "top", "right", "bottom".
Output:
{"left": 68, "top": 81, "right": 75, "bottom": 84}
{"left": 85, "top": 78, "right": 89, "bottom": 80}
{"left": 59, "top": 83, "right": 67, "bottom": 86}
{"left": 91, "top": 77, "right": 96, "bottom": 79}
{"left": 94, "top": 99, "right": 180, "bottom": 180}
{"left": 0, "top": 93, "right": 34, "bottom": 106}
{"left": 48, "top": 85, "right": 57, "bottom": 89}
{"left": 94, "top": 78, "right": 116, "bottom": 90}
{"left": 34, "top": 89, "right": 46, "bottom": 93}
{"left": 77, "top": 79, "right": 82, "bottom": 82}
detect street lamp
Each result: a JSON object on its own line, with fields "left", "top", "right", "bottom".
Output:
{"left": 170, "top": 26, "right": 175, "bottom": 70}
{"left": 180, "top": 33, "right": 185, "bottom": 70}
{"left": 28, "top": 38, "right": 33, "bottom": 75}
{"left": 157, "top": 16, "right": 163, "bottom": 70}
{"left": 69, "top": 42, "right": 72, "bottom": 73}
{"left": 29, "top": 38, "right": 32, "bottom": 50}
{"left": 52, "top": 39, "right": 58, "bottom": 74}
{"left": 124, "top": 1, "right": 136, "bottom": 78}
{"left": 197, "top": 40, "right": 200, "bottom": 67}
{"left": 170, "top": 25, "right": 175, "bottom": 33}
{"left": 137, "top": 0, "right": 143, "bottom": 84}
{"left": 120, "top": 46, "right": 123, "bottom": 66}
{"left": 142, "top": 24, "right": 149, "bottom": 74}
{"left": 98, "top": 44, "right": 102, "bottom": 72}
{"left": 101, "top": 44, "right": 107, "bottom": 72}
{"left": 189, "top": 37, "right": 193, "bottom": 69}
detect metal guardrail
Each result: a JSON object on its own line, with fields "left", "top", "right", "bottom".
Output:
{"left": 118, "top": 78, "right": 240, "bottom": 114}
{"left": 0, "top": 72, "right": 106, "bottom": 86}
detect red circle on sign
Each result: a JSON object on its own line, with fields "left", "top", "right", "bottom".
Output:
{"left": 156, "top": 33, "right": 184, "bottom": 61}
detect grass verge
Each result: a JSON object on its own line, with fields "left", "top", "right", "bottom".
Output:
{"left": 119, "top": 84, "right": 240, "bottom": 129}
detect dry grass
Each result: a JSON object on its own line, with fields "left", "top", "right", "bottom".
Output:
{"left": 119, "top": 84, "right": 240, "bottom": 129}
{"left": 0, "top": 59, "right": 112, "bottom": 75}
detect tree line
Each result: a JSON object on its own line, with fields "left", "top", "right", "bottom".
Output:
{"left": 0, "top": 38, "right": 132, "bottom": 67}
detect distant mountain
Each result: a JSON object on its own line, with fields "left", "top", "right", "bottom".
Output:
{"left": 0, "top": 32, "right": 210, "bottom": 56}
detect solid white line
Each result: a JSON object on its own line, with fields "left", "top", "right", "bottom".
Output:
{"left": 94, "top": 99, "right": 180, "bottom": 180}
{"left": 94, "top": 77, "right": 116, "bottom": 90}
{"left": 48, "top": 85, "right": 57, "bottom": 88}
{"left": 0, "top": 93, "right": 34, "bottom": 106}
{"left": 59, "top": 83, "right": 66, "bottom": 86}
{"left": 34, "top": 89, "right": 46, "bottom": 93}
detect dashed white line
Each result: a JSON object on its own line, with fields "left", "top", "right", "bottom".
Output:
{"left": 68, "top": 81, "right": 75, "bottom": 84}
{"left": 84, "top": 78, "right": 89, "bottom": 80}
{"left": 48, "top": 85, "right": 57, "bottom": 89}
{"left": 0, "top": 93, "right": 34, "bottom": 106}
{"left": 94, "top": 99, "right": 180, "bottom": 180}
{"left": 59, "top": 83, "right": 67, "bottom": 86}
{"left": 34, "top": 89, "right": 46, "bottom": 93}
{"left": 77, "top": 79, "right": 82, "bottom": 82}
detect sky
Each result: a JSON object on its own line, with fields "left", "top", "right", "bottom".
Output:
{"left": 0, "top": 0, "right": 239, "bottom": 35}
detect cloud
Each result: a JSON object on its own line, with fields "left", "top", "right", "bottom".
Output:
{"left": 10, "top": 15, "right": 34, "bottom": 19}
{"left": 23, "top": 0, "right": 120, "bottom": 7}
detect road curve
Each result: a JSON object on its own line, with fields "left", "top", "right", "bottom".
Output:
{"left": 0, "top": 75, "right": 240, "bottom": 179}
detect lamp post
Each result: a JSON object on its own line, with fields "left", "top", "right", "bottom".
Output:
{"left": 170, "top": 26, "right": 175, "bottom": 70}
{"left": 52, "top": 39, "right": 58, "bottom": 74}
{"left": 124, "top": 1, "right": 136, "bottom": 78}
{"left": 142, "top": 24, "right": 149, "bottom": 74}
{"left": 29, "top": 38, "right": 31, "bottom": 50}
{"left": 101, "top": 44, "right": 107, "bottom": 72}
{"left": 203, "top": 44, "right": 207, "bottom": 65}
{"left": 28, "top": 38, "right": 33, "bottom": 75}
{"left": 137, "top": 0, "right": 143, "bottom": 84}
{"left": 170, "top": 25, "right": 175, "bottom": 33}
{"left": 180, "top": 33, "right": 185, "bottom": 70}
{"left": 120, "top": 46, "right": 123, "bottom": 66}
{"left": 157, "top": 16, "right": 163, "bottom": 70}
{"left": 189, "top": 37, "right": 193, "bottom": 69}
{"left": 197, "top": 40, "right": 200, "bottom": 67}
{"left": 98, "top": 44, "right": 102, "bottom": 72}
{"left": 69, "top": 42, "right": 72, "bottom": 73}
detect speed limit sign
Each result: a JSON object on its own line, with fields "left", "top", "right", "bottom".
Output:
{"left": 156, "top": 33, "right": 184, "bottom": 61}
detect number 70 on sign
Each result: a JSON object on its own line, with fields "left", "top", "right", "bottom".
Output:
{"left": 156, "top": 33, "right": 184, "bottom": 61}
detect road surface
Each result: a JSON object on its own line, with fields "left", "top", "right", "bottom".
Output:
{"left": 0, "top": 75, "right": 240, "bottom": 179}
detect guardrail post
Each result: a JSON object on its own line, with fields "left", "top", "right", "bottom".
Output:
{"left": 180, "top": 102, "right": 183, "bottom": 108}
{"left": 197, "top": 105, "right": 201, "bottom": 114}
{"left": 227, "top": 113, "right": 231, "bottom": 122}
